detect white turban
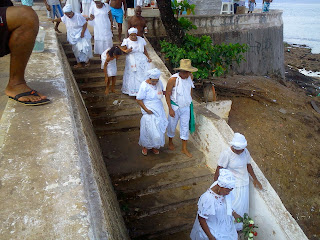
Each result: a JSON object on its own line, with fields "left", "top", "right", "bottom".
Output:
{"left": 218, "top": 169, "right": 235, "bottom": 189}
{"left": 209, "top": 168, "right": 235, "bottom": 216}
{"left": 128, "top": 27, "right": 138, "bottom": 35}
{"left": 147, "top": 68, "right": 161, "bottom": 79}
{"left": 63, "top": 4, "right": 73, "bottom": 13}
{"left": 229, "top": 132, "right": 247, "bottom": 150}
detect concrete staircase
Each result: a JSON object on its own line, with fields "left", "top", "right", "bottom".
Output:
{"left": 58, "top": 34, "right": 214, "bottom": 240}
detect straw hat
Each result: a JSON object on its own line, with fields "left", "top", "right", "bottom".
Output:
{"left": 173, "top": 59, "right": 198, "bottom": 72}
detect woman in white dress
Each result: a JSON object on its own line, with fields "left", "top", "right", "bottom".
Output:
{"left": 88, "top": 0, "right": 113, "bottom": 54}
{"left": 53, "top": 4, "right": 93, "bottom": 68}
{"left": 81, "top": 0, "right": 93, "bottom": 17}
{"left": 190, "top": 169, "right": 240, "bottom": 240}
{"left": 213, "top": 133, "right": 263, "bottom": 231}
{"left": 101, "top": 46, "right": 123, "bottom": 94}
{"left": 136, "top": 68, "right": 168, "bottom": 156}
{"left": 121, "top": 27, "right": 151, "bottom": 96}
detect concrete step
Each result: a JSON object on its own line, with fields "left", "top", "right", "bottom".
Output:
{"left": 79, "top": 80, "right": 123, "bottom": 89}
{"left": 114, "top": 165, "right": 213, "bottom": 198}
{"left": 127, "top": 203, "right": 197, "bottom": 239}
{"left": 151, "top": 230, "right": 191, "bottom": 240}
{"left": 93, "top": 113, "right": 141, "bottom": 134}
{"left": 75, "top": 71, "right": 124, "bottom": 83}
{"left": 124, "top": 180, "right": 210, "bottom": 219}
{"left": 90, "top": 107, "right": 142, "bottom": 120}
{"left": 71, "top": 62, "right": 125, "bottom": 74}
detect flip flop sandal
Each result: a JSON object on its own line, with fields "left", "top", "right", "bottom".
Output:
{"left": 152, "top": 149, "right": 159, "bottom": 155}
{"left": 142, "top": 149, "right": 148, "bottom": 156}
{"left": 8, "top": 90, "right": 51, "bottom": 106}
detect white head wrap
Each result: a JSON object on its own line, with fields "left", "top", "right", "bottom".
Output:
{"left": 229, "top": 132, "right": 247, "bottom": 150}
{"left": 63, "top": 4, "right": 73, "bottom": 13}
{"left": 217, "top": 169, "right": 236, "bottom": 189}
{"left": 209, "top": 169, "right": 235, "bottom": 216}
{"left": 128, "top": 27, "right": 138, "bottom": 35}
{"left": 147, "top": 68, "right": 161, "bottom": 80}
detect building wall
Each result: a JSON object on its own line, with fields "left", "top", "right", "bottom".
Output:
{"left": 189, "top": 0, "right": 221, "bottom": 15}
{"left": 144, "top": 10, "right": 285, "bottom": 78}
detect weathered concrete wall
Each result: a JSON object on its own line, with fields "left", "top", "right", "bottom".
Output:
{"left": 0, "top": 22, "right": 129, "bottom": 240}
{"left": 187, "top": 10, "right": 285, "bottom": 78}
{"left": 189, "top": 0, "right": 221, "bottom": 15}
{"left": 146, "top": 36, "right": 307, "bottom": 239}
{"left": 191, "top": 103, "right": 308, "bottom": 240}
{"left": 144, "top": 10, "right": 285, "bottom": 78}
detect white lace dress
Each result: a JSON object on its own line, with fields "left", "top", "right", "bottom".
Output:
{"left": 100, "top": 48, "right": 117, "bottom": 77}
{"left": 121, "top": 37, "right": 150, "bottom": 96}
{"left": 190, "top": 188, "right": 238, "bottom": 240}
{"left": 136, "top": 81, "right": 168, "bottom": 149}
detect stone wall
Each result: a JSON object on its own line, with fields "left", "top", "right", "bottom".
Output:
{"left": 189, "top": 0, "right": 221, "bottom": 15}
{"left": 144, "top": 10, "right": 285, "bottom": 78}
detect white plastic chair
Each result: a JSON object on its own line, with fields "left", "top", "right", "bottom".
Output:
{"left": 220, "top": 0, "right": 234, "bottom": 14}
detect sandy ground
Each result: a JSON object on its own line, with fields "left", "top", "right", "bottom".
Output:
{"left": 210, "top": 44, "right": 320, "bottom": 240}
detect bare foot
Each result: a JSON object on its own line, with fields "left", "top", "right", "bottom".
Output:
{"left": 182, "top": 149, "right": 193, "bottom": 158}
{"left": 54, "top": 27, "right": 62, "bottom": 33}
{"left": 84, "top": 62, "right": 90, "bottom": 68}
{"left": 168, "top": 142, "right": 175, "bottom": 150}
{"left": 74, "top": 63, "right": 83, "bottom": 68}
{"left": 5, "top": 83, "right": 47, "bottom": 102}
{"left": 111, "top": 89, "right": 116, "bottom": 93}
{"left": 105, "top": 88, "right": 109, "bottom": 95}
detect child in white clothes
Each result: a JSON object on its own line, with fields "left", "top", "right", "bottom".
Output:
{"left": 101, "top": 46, "right": 123, "bottom": 95}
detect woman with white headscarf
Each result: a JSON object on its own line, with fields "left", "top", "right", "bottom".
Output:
{"left": 87, "top": 0, "right": 113, "bottom": 54}
{"left": 136, "top": 68, "right": 168, "bottom": 156}
{"left": 213, "top": 133, "right": 263, "bottom": 231}
{"left": 190, "top": 169, "right": 240, "bottom": 240}
{"left": 53, "top": 4, "right": 93, "bottom": 68}
{"left": 120, "top": 27, "right": 151, "bottom": 96}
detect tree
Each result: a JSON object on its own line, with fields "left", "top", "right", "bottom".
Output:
{"left": 157, "top": 0, "right": 184, "bottom": 46}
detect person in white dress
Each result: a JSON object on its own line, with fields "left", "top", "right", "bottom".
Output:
{"left": 165, "top": 59, "right": 197, "bottom": 158}
{"left": 213, "top": 133, "right": 263, "bottom": 231}
{"left": 53, "top": 4, "right": 93, "bottom": 68}
{"left": 65, "top": 0, "right": 81, "bottom": 13}
{"left": 136, "top": 68, "right": 168, "bottom": 156}
{"left": 87, "top": 0, "right": 113, "bottom": 54}
{"left": 81, "top": 0, "right": 93, "bottom": 17}
{"left": 190, "top": 169, "right": 240, "bottom": 240}
{"left": 120, "top": 27, "right": 151, "bottom": 96}
{"left": 101, "top": 46, "right": 123, "bottom": 94}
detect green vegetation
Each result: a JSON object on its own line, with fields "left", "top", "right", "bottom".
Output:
{"left": 171, "top": 0, "right": 196, "bottom": 19}
{"left": 161, "top": 33, "right": 249, "bottom": 80}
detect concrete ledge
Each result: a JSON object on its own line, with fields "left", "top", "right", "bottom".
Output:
{"left": 0, "top": 24, "right": 128, "bottom": 239}
{"left": 192, "top": 104, "right": 307, "bottom": 240}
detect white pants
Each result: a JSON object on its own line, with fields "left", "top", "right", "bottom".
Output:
{"left": 167, "top": 105, "right": 190, "bottom": 141}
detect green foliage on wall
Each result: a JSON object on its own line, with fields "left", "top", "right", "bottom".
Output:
{"left": 160, "top": 20, "right": 248, "bottom": 80}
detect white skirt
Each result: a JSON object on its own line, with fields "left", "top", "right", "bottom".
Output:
{"left": 122, "top": 52, "right": 150, "bottom": 96}
{"left": 94, "top": 39, "right": 113, "bottom": 55}
{"left": 232, "top": 184, "right": 249, "bottom": 231}
{"left": 72, "top": 37, "right": 93, "bottom": 63}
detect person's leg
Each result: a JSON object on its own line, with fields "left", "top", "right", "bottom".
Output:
{"left": 117, "top": 22, "right": 122, "bottom": 42}
{"left": 105, "top": 76, "right": 111, "bottom": 95}
{"left": 179, "top": 106, "right": 192, "bottom": 158}
{"left": 111, "top": 76, "right": 116, "bottom": 93}
{"left": 167, "top": 107, "right": 179, "bottom": 150}
{"left": 5, "top": 6, "right": 47, "bottom": 102}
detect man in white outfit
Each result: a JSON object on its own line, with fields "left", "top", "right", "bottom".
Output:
{"left": 165, "top": 59, "right": 197, "bottom": 158}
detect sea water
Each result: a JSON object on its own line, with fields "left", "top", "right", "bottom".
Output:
{"left": 256, "top": 0, "right": 320, "bottom": 54}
